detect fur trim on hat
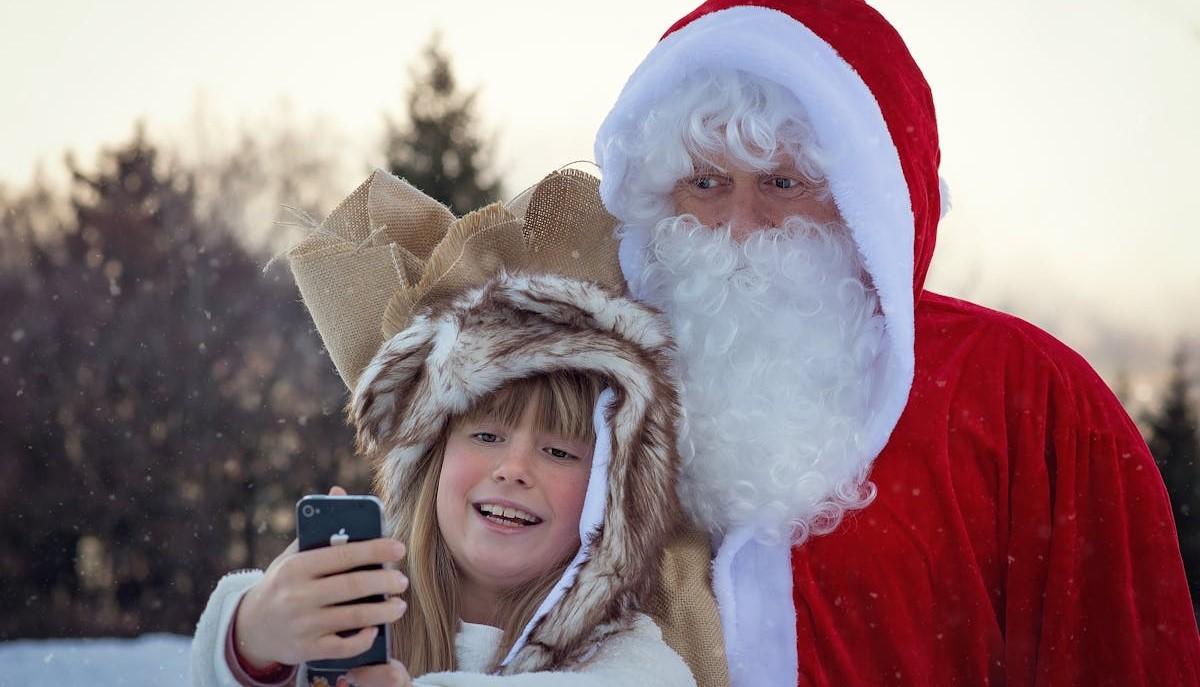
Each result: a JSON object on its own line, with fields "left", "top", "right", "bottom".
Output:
{"left": 351, "top": 270, "right": 681, "bottom": 673}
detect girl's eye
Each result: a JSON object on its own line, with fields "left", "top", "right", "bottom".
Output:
{"left": 473, "top": 432, "right": 501, "bottom": 444}
{"left": 544, "top": 447, "right": 577, "bottom": 461}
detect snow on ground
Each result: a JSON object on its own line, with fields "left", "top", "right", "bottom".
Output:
{"left": 0, "top": 634, "right": 191, "bottom": 686}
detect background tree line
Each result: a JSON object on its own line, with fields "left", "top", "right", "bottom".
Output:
{"left": 1, "top": 36, "right": 1199, "bottom": 640}
{"left": 0, "top": 37, "right": 500, "bottom": 639}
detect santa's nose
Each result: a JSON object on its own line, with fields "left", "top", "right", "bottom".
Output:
{"left": 727, "top": 186, "right": 776, "bottom": 240}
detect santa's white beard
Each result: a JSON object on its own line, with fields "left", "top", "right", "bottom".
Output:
{"left": 628, "top": 215, "right": 885, "bottom": 544}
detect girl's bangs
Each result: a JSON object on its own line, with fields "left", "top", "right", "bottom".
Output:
{"left": 462, "top": 372, "right": 604, "bottom": 440}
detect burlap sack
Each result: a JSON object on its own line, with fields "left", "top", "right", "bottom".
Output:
{"left": 284, "top": 168, "right": 730, "bottom": 687}
{"left": 649, "top": 529, "right": 733, "bottom": 687}
{"left": 287, "top": 170, "right": 452, "bottom": 389}
{"left": 286, "top": 168, "right": 623, "bottom": 390}
{"left": 380, "top": 169, "right": 627, "bottom": 341}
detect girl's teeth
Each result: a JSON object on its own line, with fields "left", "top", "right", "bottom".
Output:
{"left": 479, "top": 503, "right": 539, "bottom": 524}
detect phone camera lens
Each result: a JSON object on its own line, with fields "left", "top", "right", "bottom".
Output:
{"left": 301, "top": 504, "right": 315, "bottom": 518}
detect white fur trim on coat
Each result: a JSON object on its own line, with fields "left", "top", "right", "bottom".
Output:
{"left": 711, "top": 527, "right": 797, "bottom": 687}
{"left": 416, "top": 615, "right": 695, "bottom": 686}
{"left": 189, "top": 570, "right": 264, "bottom": 687}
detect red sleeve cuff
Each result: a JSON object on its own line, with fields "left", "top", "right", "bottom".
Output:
{"left": 225, "top": 597, "right": 298, "bottom": 687}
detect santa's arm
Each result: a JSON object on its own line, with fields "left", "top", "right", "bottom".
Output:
{"left": 1003, "top": 353, "right": 1200, "bottom": 685}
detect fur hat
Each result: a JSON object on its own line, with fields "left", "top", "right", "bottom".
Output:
{"left": 288, "top": 168, "right": 682, "bottom": 673}
{"left": 353, "top": 271, "right": 681, "bottom": 673}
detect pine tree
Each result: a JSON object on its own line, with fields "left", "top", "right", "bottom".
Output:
{"left": 385, "top": 35, "right": 502, "bottom": 214}
{"left": 1147, "top": 345, "right": 1200, "bottom": 607}
{"left": 0, "top": 128, "right": 360, "bottom": 638}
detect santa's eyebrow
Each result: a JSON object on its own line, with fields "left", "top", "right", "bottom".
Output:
{"left": 686, "top": 160, "right": 726, "bottom": 175}
{"left": 765, "top": 165, "right": 804, "bottom": 175}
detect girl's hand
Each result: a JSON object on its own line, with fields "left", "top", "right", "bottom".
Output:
{"left": 233, "top": 486, "right": 409, "bottom": 669}
{"left": 344, "top": 659, "right": 414, "bottom": 687}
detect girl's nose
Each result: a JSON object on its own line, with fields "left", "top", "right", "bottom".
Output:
{"left": 491, "top": 448, "right": 533, "bottom": 487}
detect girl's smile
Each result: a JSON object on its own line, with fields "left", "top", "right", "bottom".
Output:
{"left": 472, "top": 498, "right": 544, "bottom": 529}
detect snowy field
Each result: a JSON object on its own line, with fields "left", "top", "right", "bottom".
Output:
{"left": 0, "top": 634, "right": 191, "bottom": 686}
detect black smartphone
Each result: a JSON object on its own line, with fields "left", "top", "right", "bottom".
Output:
{"left": 296, "top": 494, "right": 391, "bottom": 685}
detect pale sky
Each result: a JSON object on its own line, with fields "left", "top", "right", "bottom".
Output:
{"left": 2, "top": 0, "right": 1198, "bottom": 400}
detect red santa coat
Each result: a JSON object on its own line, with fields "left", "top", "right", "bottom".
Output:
{"left": 795, "top": 291, "right": 1200, "bottom": 685}
{"left": 595, "top": 1, "right": 1200, "bottom": 685}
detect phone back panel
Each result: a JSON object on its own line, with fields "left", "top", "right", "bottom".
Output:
{"left": 297, "top": 495, "right": 384, "bottom": 552}
{"left": 295, "top": 495, "right": 389, "bottom": 680}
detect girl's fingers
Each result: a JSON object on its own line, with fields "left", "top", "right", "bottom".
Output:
{"left": 346, "top": 659, "right": 412, "bottom": 687}
{"left": 304, "top": 539, "right": 406, "bottom": 578}
{"left": 309, "top": 624, "right": 380, "bottom": 661}
{"left": 313, "top": 598, "right": 407, "bottom": 636}
{"left": 310, "top": 568, "right": 409, "bottom": 606}
{"left": 263, "top": 538, "right": 300, "bottom": 575}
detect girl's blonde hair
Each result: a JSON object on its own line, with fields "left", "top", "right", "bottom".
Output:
{"left": 388, "top": 370, "right": 605, "bottom": 676}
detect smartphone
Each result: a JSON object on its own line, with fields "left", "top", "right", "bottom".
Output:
{"left": 296, "top": 494, "right": 391, "bottom": 685}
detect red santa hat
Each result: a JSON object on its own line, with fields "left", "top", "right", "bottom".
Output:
{"left": 595, "top": 0, "right": 946, "bottom": 473}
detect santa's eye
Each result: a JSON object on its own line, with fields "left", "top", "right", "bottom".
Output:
{"left": 679, "top": 173, "right": 724, "bottom": 192}
{"left": 765, "top": 174, "right": 824, "bottom": 197}
{"left": 768, "top": 176, "right": 806, "bottom": 190}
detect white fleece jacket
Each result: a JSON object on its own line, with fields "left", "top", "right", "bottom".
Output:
{"left": 190, "top": 570, "right": 696, "bottom": 687}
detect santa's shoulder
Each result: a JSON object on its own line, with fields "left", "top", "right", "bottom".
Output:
{"left": 911, "top": 291, "right": 1121, "bottom": 415}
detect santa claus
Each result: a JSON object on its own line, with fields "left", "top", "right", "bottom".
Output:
{"left": 594, "top": 1, "right": 1200, "bottom": 685}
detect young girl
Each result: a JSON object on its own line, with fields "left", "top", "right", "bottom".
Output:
{"left": 191, "top": 171, "right": 696, "bottom": 687}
